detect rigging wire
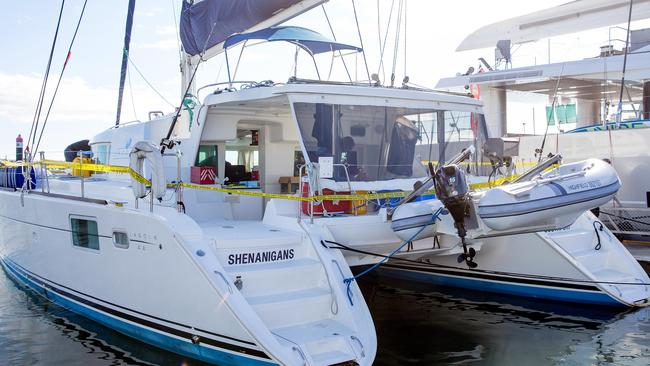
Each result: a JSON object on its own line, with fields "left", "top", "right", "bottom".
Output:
{"left": 376, "top": 0, "right": 382, "bottom": 78}
{"left": 535, "top": 62, "right": 566, "bottom": 162}
{"left": 377, "top": 0, "right": 396, "bottom": 83}
{"left": 404, "top": 0, "right": 408, "bottom": 78}
{"left": 33, "top": 0, "right": 89, "bottom": 158}
{"left": 321, "top": 4, "right": 353, "bottom": 83}
{"left": 390, "top": 0, "right": 404, "bottom": 87}
{"left": 616, "top": 0, "right": 634, "bottom": 125}
{"left": 127, "top": 67, "right": 138, "bottom": 121}
{"left": 28, "top": 0, "right": 66, "bottom": 154}
{"left": 351, "top": 0, "right": 372, "bottom": 85}
{"left": 124, "top": 50, "right": 175, "bottom": 108}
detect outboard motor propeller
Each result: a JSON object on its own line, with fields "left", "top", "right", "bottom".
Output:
{"left": 434, "top": 164, "right": 478, "bottom": 268}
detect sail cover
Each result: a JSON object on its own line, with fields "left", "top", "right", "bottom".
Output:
{"left": 180, "top": 0, "right": 326, "bottom": 56}
{"left": 224, "top": 26, "right": 361, "bottom": 54}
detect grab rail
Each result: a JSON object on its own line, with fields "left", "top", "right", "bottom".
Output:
{"left": 213, "top": 270, "right": 233, "bottom": 294}
{"left": 350, "top": 335, "right": 366, "bottom": 358}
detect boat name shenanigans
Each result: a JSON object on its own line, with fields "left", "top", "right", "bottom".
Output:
{"left": 228, "top": 249, "right": 295, "bottom": 265}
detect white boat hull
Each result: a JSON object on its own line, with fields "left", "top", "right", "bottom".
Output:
{"left": 0, "top": 189, "right": 376, "bottom": 365}
{"left": 389, "top": 213, "right": 650, "bottom": 307}
{"left": 0, "top": 191, "right": 275, "bottom": 365}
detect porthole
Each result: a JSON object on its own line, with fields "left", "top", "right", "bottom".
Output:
{"left": 112, "top": 231, "right": 129, "bottom": 249}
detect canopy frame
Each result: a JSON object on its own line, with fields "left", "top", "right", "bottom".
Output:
{"left": 222, "top": 26, "right": 362, "bottom": 86}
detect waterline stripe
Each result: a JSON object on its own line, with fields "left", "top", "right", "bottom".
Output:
{"left": 382, "top": 262, "right": 601, "bottom": 292}
{"left": 0, "top": 256, "right": 270, "bottom": 359}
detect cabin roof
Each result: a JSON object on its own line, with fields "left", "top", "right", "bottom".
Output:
{"left": 201, "top": 83, "right": 483, "bottom": 111}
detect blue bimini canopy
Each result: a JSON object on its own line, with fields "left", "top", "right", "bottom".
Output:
{"left": 223, "top": 26, "right": 362, "bottom": 55}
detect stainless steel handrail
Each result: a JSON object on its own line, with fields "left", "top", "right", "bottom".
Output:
{"left": 297, "top": 162, "right": 358, "bottom": 223}
{"left": 213, "top": 270, "right": 233, "bottom": 294}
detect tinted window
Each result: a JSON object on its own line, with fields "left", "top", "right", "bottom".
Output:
{"left": 294, "top": 102, "right": 431, "bottom": 181}
{"left": 71, "top": 218, "right": 99, "bottom": 250}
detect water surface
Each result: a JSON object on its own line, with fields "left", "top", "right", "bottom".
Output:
{"left": 1, "top": 266, "right": 649, "bottom": 365}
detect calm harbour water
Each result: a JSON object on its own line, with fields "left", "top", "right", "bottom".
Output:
{"left": 2, "top": 267, "right": 650, "bottom": 365}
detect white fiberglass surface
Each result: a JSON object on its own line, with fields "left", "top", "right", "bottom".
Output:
{"left": 200, "top": 220, "right": 301, "bottom": 241}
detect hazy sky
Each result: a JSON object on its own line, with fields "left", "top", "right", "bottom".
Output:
{"left": 0, "top": 0, "right": 639, "bottom": 159}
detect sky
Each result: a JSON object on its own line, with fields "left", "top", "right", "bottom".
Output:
{"left": 0, "top": 0, "right": 641, "bottom": 159}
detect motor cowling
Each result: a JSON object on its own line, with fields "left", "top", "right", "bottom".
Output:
{"left": 433, "top": 164, "right": 470, "bottom": 231}
{"left": 434, "top": 164, "right": 477, "bottom": 267}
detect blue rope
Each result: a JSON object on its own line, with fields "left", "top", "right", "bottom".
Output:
{"left": 343, "top": 207, "right": 444, "bottom": 305}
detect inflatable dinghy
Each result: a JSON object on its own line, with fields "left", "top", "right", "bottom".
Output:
{"left": 389, "top": 158, "right": 620, "bottom": 241}
{"left": 477, "top": 158, "right": 620, "bottom": 231}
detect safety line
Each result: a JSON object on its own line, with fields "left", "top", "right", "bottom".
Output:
{"left": 1, "top": 159, "right": 515, "bottom": 202}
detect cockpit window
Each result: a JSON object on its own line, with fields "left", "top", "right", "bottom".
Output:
{"left": 294, "top": 102, "right": 482, "bottom": 182}
{"left": 294, "top": 103, "right": 433, "bottom": 182}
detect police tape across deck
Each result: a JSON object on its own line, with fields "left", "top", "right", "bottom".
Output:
{"left": 0, "top": 159, "right": 518, "bottom": 202}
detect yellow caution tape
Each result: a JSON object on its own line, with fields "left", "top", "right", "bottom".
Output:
{"left": 422, "top": 160, "right": 540, "bottom": 167}
{"left": 2, "top": 159, "right": 519, "bottom": 202}
{"left": 39, "top": 159, "right": 151, "bottom": 185}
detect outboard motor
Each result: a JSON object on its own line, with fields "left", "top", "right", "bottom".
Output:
{"left": 434, "top": 164, "right": 477, "bottom": 268}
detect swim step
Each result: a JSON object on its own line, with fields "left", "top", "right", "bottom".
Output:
{"left": 592, "top": 269, "right": 635, "bottom": 282}
{"left": 570, "top": 249, "right": 609, "bottom": 270}
{"left": 592, "top": 270, "right": 650, "bottom": 303}
{"left": 547, "top": 229, "right": 596, "bottom": 253}
{"left": 247, "top": 287, "right": 333, "bottom": 329}
{"left": 273, "top": 319, "right": 359, "bottom": 366}
{"left": 225, "top": 258, "right": 326, "bottom": 297}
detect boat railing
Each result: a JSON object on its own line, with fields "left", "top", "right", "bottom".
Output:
{"left": 35, "top": 150, "right": 186, "bottom": 214}
{"left": 297, "top": 163, "right": 357, "bottom": 224}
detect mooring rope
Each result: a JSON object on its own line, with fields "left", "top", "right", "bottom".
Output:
{"left": 341, "top": 207, "right": 444, "bottom": 305}
{"left": 322, "top": 232, "right": 650, "bottom": 288}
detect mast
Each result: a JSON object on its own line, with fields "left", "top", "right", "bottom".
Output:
{"left": 115, "top": 0, "right": 137, "bottom": 126}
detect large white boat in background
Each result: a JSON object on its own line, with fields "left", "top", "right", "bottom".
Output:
{"left": 436, "top": 0, "right": 650, "bottom": 239}
{"left": 374, "top": 0, "right": 650, "bottom": 309}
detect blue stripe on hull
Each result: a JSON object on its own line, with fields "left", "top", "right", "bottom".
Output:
{"left": 0, "top": 257, "right": 275, "bottom": 366}
{"left": 379, "top": 265, "right": 624, "bottom": 307}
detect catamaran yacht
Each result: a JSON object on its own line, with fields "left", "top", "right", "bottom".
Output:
{"left": 2, "top": 1, "right": 650, "bottom": 364}
{"left": 0, "top": 5, "right": 497, "bottom": 359}
{"left": 379, "top": 0, "right": 650, "bottom": 308}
